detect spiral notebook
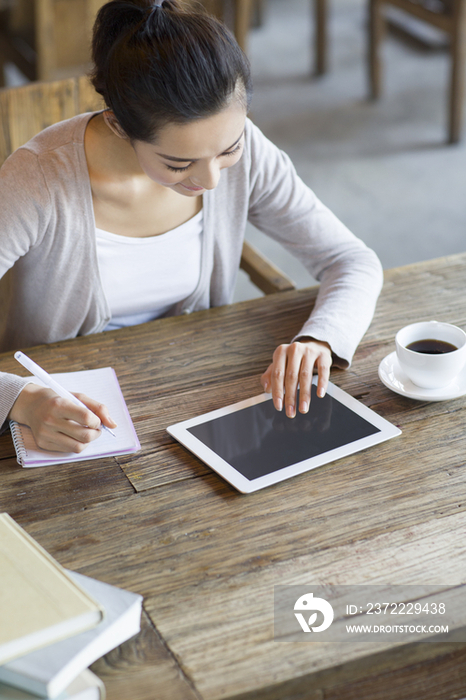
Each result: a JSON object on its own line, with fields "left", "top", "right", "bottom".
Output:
{"left": 9, "top": 367, "right": 140, "bottom": 468}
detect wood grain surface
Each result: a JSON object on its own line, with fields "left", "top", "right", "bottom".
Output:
{"left": 2, "top": 254, "right": 466, "bottom": 700}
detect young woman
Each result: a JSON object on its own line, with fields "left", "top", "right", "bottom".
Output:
{"left": 0, "top": 0, "right": 383, "bottom": 454}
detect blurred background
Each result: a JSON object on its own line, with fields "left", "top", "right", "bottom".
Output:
{"left": 235, "top": 0, "right": 466, "bottom": 300}
{"left": 0, "top": 0, "right": 465, "bottom": 301}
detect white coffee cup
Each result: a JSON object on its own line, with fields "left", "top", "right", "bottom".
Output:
{"left": 395, "top": 321, "right": 466, "bottom": 389}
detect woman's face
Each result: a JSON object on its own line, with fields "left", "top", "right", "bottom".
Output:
{"left": 131, "top": 100, "right": 247, "bottom": 196}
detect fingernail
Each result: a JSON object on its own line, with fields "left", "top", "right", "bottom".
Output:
{"left": 276, "top": 398, "right": 283, "bottom": 411}
{"left": 109, "top": 417, "right": 118, "bottom": 427}
{"left": 286, "top": 405, "right": 295, "bottom": 418}
{"left": 300, "top": 401, "right": 308, "bottom": 413}
{"left": 317, "top": 388, "right": 325, "bottom": 398}
{"left": 263, "top": 382, "right": 269, "bottom": 393}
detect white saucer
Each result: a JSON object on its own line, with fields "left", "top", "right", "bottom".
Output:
{"left": 378, "top": 351, "right": 466, "bottom": 401}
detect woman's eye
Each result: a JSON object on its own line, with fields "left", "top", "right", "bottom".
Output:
{"left": 223, "top": 143, "right": 242, "bottom": 157}
{"left": 165, "top": 142, "right": 242, "bottom": 173}
{"left": 166, "top": 164, "right": 191, "bottom": 173}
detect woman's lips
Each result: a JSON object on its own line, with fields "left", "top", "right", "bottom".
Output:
{"left": 180, "top": 182, "right": 204, "bottom": 192}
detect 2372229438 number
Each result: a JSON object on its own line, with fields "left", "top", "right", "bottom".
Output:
{"left": 365, "top": 602, "right": 446, "bottom": 615}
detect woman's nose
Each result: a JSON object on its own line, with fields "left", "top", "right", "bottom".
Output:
{"left": 191, "top": 161, "right": 221, "bottom": 190}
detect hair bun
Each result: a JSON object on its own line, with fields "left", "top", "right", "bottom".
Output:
{"left": 148, "top": 0, "right": 180, "bottom": 11}
{"left": 91, "top": 0, "right": 252, "bottom": 142}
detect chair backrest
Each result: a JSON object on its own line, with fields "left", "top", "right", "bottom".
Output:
{"left": 0, "top": 0, "right": 251, "bottom": 84}
{"left": 0, "top": 0, "right": 109, "bottom": 82}
{"left": 0, "top": 75, "right": 104, "bottom": 165}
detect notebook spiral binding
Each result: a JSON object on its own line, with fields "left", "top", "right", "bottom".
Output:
{"left": 9, "top": 421, "right": 27, "bottom": 466}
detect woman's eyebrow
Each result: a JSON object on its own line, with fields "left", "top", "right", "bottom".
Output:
{"left": 157, "top": 130, "right": 245, "bottom": 163}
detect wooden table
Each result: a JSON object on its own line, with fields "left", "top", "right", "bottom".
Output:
{"left": 2, "top": 253, "right": 466, "bottom": 700}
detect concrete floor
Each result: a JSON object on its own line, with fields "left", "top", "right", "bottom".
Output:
{"left": 234, "top": 0, "right": 466, "bottom": 301}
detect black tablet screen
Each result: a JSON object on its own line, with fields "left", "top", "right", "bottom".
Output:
{"left": 187, "top": 385, "right": 380, "bottom": 481}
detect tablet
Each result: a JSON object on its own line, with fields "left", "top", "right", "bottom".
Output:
{"left": 167, "top": 379, "right": 401, "bottom": 493}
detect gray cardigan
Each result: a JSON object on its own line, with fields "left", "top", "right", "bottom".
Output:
{"left": 0, "top": 114, "right": 383, "bottom": 427}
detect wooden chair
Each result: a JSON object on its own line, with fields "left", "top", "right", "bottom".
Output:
{"left": 314, "top": 0, "right": 327, "bottom": 75}
{"left": 256, "top": 0, "right": 465, "bottom": 142}
{"left": 0, "top": 0, "right": 109, "bottom": 84}
{"left": 0, "top": 76, "right": 296, "bottom": 294}
{"left": 242, "top": 0, "right": 328, "bottom": 75}
{"left": 231, "top": 0, "right": 254, "bottom": 52}
{"left": 0, "top": 0, "right": 254, "bottom": 85}
{"left": 182, "top": 0, "right": 254, "bottom": 51}
{"left": 369, "top": 0, "right": 466, "bottom": 143}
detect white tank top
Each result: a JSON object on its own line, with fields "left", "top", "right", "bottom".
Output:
{"left": 96, "top": 210, "right": 203, "bottom": 331}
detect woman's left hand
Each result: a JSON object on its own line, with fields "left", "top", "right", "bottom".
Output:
{"left": 260, "top": 340, "right": 332, "bottom": 418}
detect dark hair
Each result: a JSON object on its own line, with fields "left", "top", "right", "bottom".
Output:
{"left": 90, "top": 0, "right": 253, "bottom": 142}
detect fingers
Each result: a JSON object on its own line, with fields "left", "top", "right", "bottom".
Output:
{"left": 64, "top": 395, "right": 101, "bottom": 430}
{"left": 315, "top": 356, "right": 331, "bottom": 400}
{"left": 9, "top": 384, "right": 112, "bottom": 454}
{"left": 296, "top": 347, "right": 315, "bottom": 415}
{"left": 34, "top": 395, "right": 103, "bottom": 453}
{"left": 260, "top": 365, "right": 272, "bottom": 394}
{"left": 283, "top": 343, "right": 313, "bottom": 418}
{"left": 284, "top": 344, "right": 301, "bottom": 418}
{"left": 262, "top": 341, "right": 333, "bottom": 418}
{"left": 36, "top": 420, "right": 102, "bottom": 454}
{"left": 270, "top": 345, "right": 286, "bottom": 413}
{"left": 73, "top": 393, "right": 117, "bottom": 429}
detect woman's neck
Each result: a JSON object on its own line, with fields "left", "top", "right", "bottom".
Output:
{"left": 84, "top": 112, "right": 202, "bottom": 238}
{"left": 85, "top": 112, "right": 151, "bottom": 180}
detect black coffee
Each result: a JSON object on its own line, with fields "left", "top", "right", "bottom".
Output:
{"left": 406, "top": 339, "right": 458, "bottom": 354}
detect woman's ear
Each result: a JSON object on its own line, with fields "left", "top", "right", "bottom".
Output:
{"left": 103, "top": 110, "right": 129, "bottom": 140}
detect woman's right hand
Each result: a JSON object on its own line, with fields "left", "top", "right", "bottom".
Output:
{"left": 8, "top": 383, "right": 116, "bottom": 453}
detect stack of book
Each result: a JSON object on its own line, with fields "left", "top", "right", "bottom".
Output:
{"left": 0, "top": 513, "right": 143, "bottom": 700}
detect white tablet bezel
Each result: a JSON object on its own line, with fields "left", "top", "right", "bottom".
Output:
{"left": 167, "top": 378, "right": 401, "bottom": 493}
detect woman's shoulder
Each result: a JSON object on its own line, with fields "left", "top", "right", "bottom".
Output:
{"left": 243, "top": 117, "right": 273, "bottom": 155}
{"left": 244, "top": 117, "right": 286, "bottom": 151}
{"left": 1, "top": 112, "right": 99, "bottom": 189}
{"left": 220, "top": 117, "right": 285, "bottom": 186}
{"left": 230, "top": 117, "right": 298, "bottom": 196}
{"left": 17, "top": 112, "right": 99, "bottom": 157}
{"left": 241, "top": 117, "right": 294, "bottom": 176}
{"left": 0, "top": 112, "right": 98, "bottom": 207}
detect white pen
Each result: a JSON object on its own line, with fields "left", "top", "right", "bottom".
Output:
{"left": 14, "top": 351, "right": 116, "bottom": 438}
